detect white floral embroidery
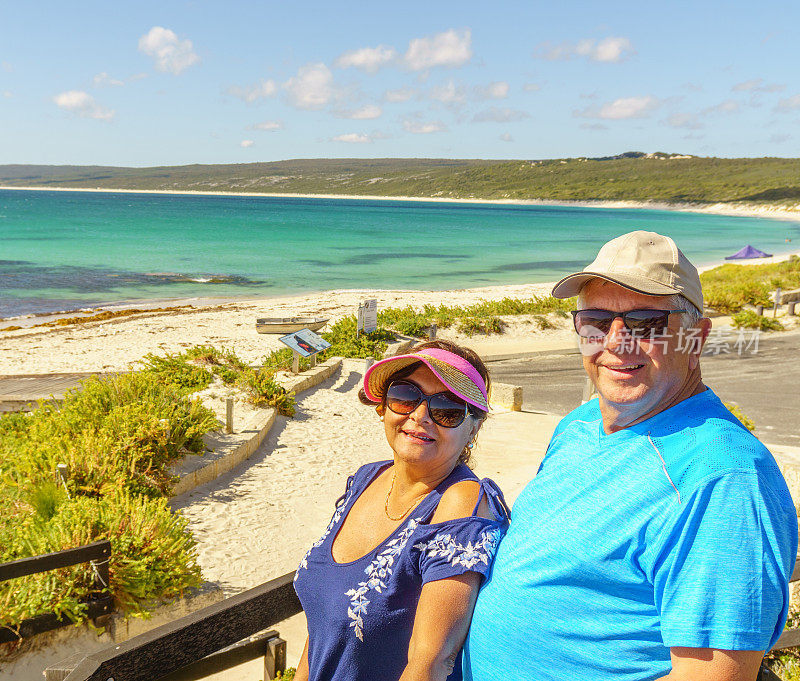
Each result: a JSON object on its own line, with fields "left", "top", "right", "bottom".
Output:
{"left": 296, "top": 487, "right": 353, "bottom": 578}
{"left": 412, "top": 527, "right": 503, "bottom": 570}
{"left": 344, "top": 517, "right": 422, "bottom": 641}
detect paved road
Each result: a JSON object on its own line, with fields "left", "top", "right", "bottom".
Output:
{"left": 488, "top": 330, "right": 800, "bottom": 447}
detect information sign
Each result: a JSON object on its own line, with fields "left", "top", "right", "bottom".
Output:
{"left": 279, "top": 328, "right": 331, "bottom": 357}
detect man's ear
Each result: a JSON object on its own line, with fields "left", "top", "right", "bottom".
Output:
{"left": 689, "top": 317, "right": 713, "bottom": 370}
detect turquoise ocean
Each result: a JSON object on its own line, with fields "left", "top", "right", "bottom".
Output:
{"left": 1, "top": 188, "right": 798, "bottom": 319}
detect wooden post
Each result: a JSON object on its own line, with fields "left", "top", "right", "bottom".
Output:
{"left": 365, "top": 357, "right": 375, "bottom": 373}
{"left": 789, "top": 301, "right": 797, "bottom": 316}
{"left": 310, "top": 353, "right": 317, "bottom": 368}
{"left": 225, "top": 398, "right": 234, "bottom": 434}
{"left": 292, "top": 351, "right": 300, "bottom": 374}
{"left": 581, "top": 377, "right": 596, "bottom": 404}
{"left": 428, "top": 323, "right": 437, "bottom": 340}
{"left": 756, "top": 304, "right": 764, "bottom": 316}
{"left": 264, "top": 635, "right": 287, "bottom": 680}
{"left": 774, "top": 288, "right": 782, "bottom": 318}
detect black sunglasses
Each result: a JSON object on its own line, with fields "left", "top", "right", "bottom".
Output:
{"left": 385, "top": 380, "right": 470, "bottom": 428}
{"left": 571, "top": 308, "right": 688, "bottom": 338}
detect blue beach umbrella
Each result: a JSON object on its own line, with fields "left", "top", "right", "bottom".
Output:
{"left": 724, "top": 245, "right": 773, "bottom": 260}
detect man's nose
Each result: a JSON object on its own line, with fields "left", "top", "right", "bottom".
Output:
{"left": 604, "top": 317, "right": 632, "bottom": 352}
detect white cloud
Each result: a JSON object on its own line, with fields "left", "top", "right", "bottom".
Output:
{"left": 403, "top": 118, "right": 446, "bottom": 134}
{"left": 92, "top": 72, "right": 123, "bottom": 87}
{"left": 138, "top": 26, "right": 200, "bottom": 75}
{"left": 703, "top": 99, "right": 739, "bottom": 114}
{"left": 335, "top": 45, "right": 396, "bottom": 73}
{"left": 384, "top": 87, "right": 416, "bottom": 103}
{"left": 227, "top": 79, "right": 277, "bottom": 103}
{"left": 576, "top": 95, "right": 660, "bottom": 120}
{"left": 499, "top": 133, "right": 514, "bottom": 142}
{"left": 336, "top": 104, "right": 382, "bottom": 120}
{"left": 1, "top": 61, "right": 12, "bottom": 73}
{"left": 404, "top": 29, "right": 472, "bottom": 71}
{"left": 537, "top": 36, "right": 634, "bottom": 63}
{"left": 473, "top": 107, "right": 530, "bottom": 123}
{"left": 53, "top": 90, "right": 114, "bottom": 121}
{"left": 3, "top": 91, "right": 12, "bottom": 98}
{"left": 475, "top": 81, "right": 509, "bottom": 100}
{"left": 733, "top": 78, "right": 784, "bottom": 93}
{"left": 251, "top": 120, "right": 283, "bottom": 131}
{"left": 332, "top": 133, "right": 372, "bottom": 143}
{"left": 430, "top": 80, "right": 466, "bottom": 105}
{"left": 776, "top": 94, "right": 800, "bottom": 111}
{"left": 284, "top": 63, "right": 333, "bottom": 110}
{"left": 240, "top": 140, "right": 254, "bottom": 148}
{"left": 129, "top": 73, "right": 148, "bottom": 82}
{"left": 523, "top": 82, "right": 542, "bottom": 92}
{"left": 665, "top": 113, "right": 703, "bottom": 130}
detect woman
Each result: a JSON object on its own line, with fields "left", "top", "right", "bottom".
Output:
{"left": 293, "top": 339, "right": 509, "bottom": 681}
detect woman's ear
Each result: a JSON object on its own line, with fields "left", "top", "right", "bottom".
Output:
{"left": 376, "top": 404, "right": 385, "bottom": 417}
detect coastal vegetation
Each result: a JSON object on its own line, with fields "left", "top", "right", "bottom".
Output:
{"left": 0, "top": 373, "right": 214, "bottom": 633}
{"left": 700, "top": 255, "right": 800, "bottom": 324}
{"left": 2, "top": 154, "right": 800, "bottom": 205}
{"left": 0, "top": 345, "right": 299, "bottom": 636}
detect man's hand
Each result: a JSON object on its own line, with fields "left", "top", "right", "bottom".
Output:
{"left": 657, "top": 647, "right": 763, "bottom": 681}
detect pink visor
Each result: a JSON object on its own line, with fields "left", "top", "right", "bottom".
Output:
{"left": 363, "top": 347, "right": 488, "bottom": 411}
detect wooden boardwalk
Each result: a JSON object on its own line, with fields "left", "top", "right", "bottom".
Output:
{"left": 0, "top": 373, "right": 101, "bottom": 412}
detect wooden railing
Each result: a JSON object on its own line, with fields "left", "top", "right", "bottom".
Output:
{"left": 44, "top": 571, "right": 302, "bottom": 681}
{"left": 0, "top": 540, "right": 112, "bottom": 645}
{"left": 41, "top": 555, "right": 800, "bottom": 681}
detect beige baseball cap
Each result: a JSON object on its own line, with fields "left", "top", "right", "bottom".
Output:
{"left": 551, "top": 230, "right": 704, "bottom": 312}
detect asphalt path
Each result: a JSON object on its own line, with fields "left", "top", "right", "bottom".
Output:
{"left": 488, "top": 329, "right": 800, "bottom": 447}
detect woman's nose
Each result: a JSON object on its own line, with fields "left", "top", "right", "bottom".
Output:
{"left": 409, "top": 399, "right": 433, "bottom": 424}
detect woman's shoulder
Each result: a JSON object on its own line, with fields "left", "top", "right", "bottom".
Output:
{"left": 430, "top": 473, "right": 508, "bottom": 525}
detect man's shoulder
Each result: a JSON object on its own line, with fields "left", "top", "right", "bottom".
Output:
{"left": 553, "top": 399, "right": 602, "bottom": 437}
{"left": 649, "top": 390, "right": 781, "bottom": 493}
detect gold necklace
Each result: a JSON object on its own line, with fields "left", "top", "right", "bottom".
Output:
{"left": 384, "top": 472, "right": 428, "bottom": 521}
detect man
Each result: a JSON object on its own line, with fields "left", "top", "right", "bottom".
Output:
{"left": 463, "top": 231, "right": 797, "bottom": 681}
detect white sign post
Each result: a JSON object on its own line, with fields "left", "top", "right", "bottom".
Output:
{"left": 774, "top": 287, "right": 782, "bottom": 318}
{"left": 362, "top": 298, "right": 378, "bottom": 334}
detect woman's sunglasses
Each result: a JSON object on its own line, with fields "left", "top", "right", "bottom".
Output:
{"left": 571, "top": 308, "right": 687, "bottom": 339}
{"left": 385, "top": 380, "right": 470, "bottom": 428}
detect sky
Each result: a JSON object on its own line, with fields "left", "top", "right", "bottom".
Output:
{"left": 1, "top": 0, "right": 799, "bottom": 166}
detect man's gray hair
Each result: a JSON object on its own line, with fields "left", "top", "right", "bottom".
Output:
{"left": 577, "top": 289, "right": 703, "bottom": 328}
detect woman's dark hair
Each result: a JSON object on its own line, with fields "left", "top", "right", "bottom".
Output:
{"left": 358, "top": 339, "right": 491, "bottom": 466}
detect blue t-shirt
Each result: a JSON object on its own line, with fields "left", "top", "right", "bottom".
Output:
{"left": 464, "top": 389, "right": 797, "bottom": 681}
{"left": 294, "top": 461, "right": 509, "bottom": 681}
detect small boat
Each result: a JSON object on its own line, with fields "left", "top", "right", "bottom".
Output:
{"left": 256, "top": 316, "right": 329, "bottom": 334}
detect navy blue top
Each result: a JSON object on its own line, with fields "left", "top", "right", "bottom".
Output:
{"left": 294, "top": 461, "right": 509, "bottom": 681}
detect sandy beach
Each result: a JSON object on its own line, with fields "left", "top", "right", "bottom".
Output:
{"left": 3, "top": 184, "right": 800, "bottom": 223}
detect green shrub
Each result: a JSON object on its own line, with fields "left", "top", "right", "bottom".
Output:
{"left": 457, "top": 316, "right": 504, "bottom": 336}
{"left": 0, "top": 491, "right": 202, "bottom": 628}
{"left": 237, "top": 369, "right": 296, "bottom": 416}
{"left": 138, "top": 353, "right": 213, "bottom": 392}
{"left": 1, "top": 374, "right": 218, "bottom": 499}
{"left": 262, "top": 347, "right": 316, "bottom": 373}
{"left": 374, "top": 296, "right": 574, "bottom": 339}
{"left": 731, "top": 309, "right": 785, "bottom": 331}
{"left": 724, "top": 402, "right": 756, "bottom": 432}
{"left": 701, "top": 259, "right": 800, "bottom": 314}
{"left": 318, "top": 316, "right": 394, "bottom": 359}
{"left": 0, "top": 371, "right": 213, "bottom": 632}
